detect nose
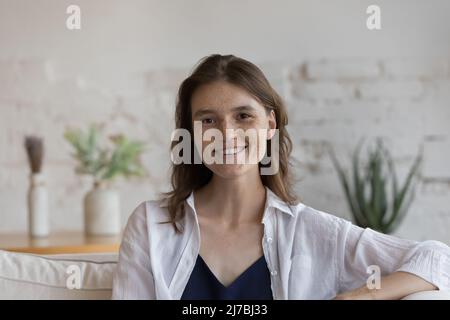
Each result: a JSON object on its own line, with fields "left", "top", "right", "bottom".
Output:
{"left": 218, "top": 118, "right": 236, "bottom": 137}
{"left": 216, "top": 119, "right": 238, "bottom": 147}
{"left": 218, "top": 119, "right": 245, "bottom": 148}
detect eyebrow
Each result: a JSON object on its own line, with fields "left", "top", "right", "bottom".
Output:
{"left": 193, "top": 105, "right": 256, "bottom": 118}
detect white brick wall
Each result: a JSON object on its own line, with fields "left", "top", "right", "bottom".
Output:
{"left": 303, "top": 59, "right": 381, "bottom": 81}
{"left": 284, "top": 57, "right": 450, "bottom": 244}
{"left": 2, "top": 56, "right": 450, "bottom": 244}
{"left": 1, "top": 1, "right": 450, "bottom": 245}
{"left": 382, "top": 58, "right": 449, "bottom": 79}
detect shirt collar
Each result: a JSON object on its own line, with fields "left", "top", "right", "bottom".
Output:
{"left": 264, "top": 186, "right": 295, "bottom": 217}
{"left": 183, "top": 185, "right": 295, "bottom": 218}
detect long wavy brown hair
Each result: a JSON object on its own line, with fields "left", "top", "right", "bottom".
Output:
{"left": 159, "top": 54, "right": 297, "bottom": 233}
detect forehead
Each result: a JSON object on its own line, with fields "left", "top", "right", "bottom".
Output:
{"left": 191, "top": 81, "right": 262, "bottom": 112}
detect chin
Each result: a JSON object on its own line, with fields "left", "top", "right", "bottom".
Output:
{"left": 204, "top": 146, "right": 263, "bottom": 179}
{"left": 208, "top": 163, "right": 255, "bottom": 180}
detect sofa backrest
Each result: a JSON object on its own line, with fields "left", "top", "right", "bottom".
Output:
{"left": 0, "top": 250, "right": 118, "bottom": 300}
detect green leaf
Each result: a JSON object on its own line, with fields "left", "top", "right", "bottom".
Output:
{"left": 328, "top": 144, "right": 367, "bottom": 227}
{"left": 329, "top": 138, "right": 422, "bottom": 234}
{"left": 386, "top": 151, "right": 422, "bottom": 228}
{"left": 353, "top": 140, "right": 372, "bottom": 228}
{"left": 64, "top": 124, "right": 147, "bottom": 183}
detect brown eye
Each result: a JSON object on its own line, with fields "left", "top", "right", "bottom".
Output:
{"left": 202, "top": 118, "right": 214, "bottom": 125}
{"left": 238, "top": 113, "right": 252, "bottom": 120}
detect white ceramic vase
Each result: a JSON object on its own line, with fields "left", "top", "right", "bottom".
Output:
{"left": 84, "top": 181, "right": 121, "bottom": 236}
{"left": 27, "top": 173, "right": 49, "bottom": 237}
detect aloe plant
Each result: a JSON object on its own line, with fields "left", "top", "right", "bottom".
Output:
{"left": 64, "top": 124, "right": 147, "bottom": 185}
{"left": 329, "top": 139, "right": 422, "bottom": 234}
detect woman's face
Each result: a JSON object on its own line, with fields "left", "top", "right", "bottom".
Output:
{"left": 191, "top": 80, "right": 276, "bottom": 179}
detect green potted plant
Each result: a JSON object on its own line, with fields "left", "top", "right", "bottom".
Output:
{"left": 64, "top": 124, "right": 147, "bottom": 236}
{"left": 329, "top": 138, "right": 422, "bottom": 234}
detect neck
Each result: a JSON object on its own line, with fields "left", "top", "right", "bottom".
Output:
{"left": 194, "top": 167, "right": 267, "bottom": 226}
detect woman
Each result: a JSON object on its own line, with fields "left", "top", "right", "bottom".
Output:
{"left": 112, "top": 54, "right": 450, "bottom": 300}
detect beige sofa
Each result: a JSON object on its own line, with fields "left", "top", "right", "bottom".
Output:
{"left": 0, "top": 250, "right": 117, "bottom": 299}
{"left": 0, "top": 249, "right": 449, "bottom": 300}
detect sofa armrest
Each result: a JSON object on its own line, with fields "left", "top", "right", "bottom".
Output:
{"left": 0, "top": 250, "right": 117, "bottom": 299}
{"left": 402, "top": 290, "right": 450, "bottom": 300}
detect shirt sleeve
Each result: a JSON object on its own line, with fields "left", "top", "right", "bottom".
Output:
{"left": 337, "top": 220, "right": 450, "bottom": 294}
{"left": 112, "top": 202, "right": 156, "bottom": 299}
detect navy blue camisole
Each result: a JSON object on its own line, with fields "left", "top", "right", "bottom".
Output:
{"left": 181, "top": 255, "right": 273, "bottom": 300}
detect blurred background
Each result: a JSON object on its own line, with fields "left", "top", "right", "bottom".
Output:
{"left": 0, "top": 0, "right": 449, "bottom": 250}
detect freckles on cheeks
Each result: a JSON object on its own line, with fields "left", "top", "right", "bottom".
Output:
{"left": 190, "top": 82, "right": 275, "bottom": 152}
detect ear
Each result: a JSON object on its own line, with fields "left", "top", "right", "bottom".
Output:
{"left": 267, "top": 109, "right": 277, "bottom": 140}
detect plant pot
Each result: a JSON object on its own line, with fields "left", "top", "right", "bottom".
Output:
{"left": 27, "top": 173, "right": 50, "bottom": 237}
{"left": 84, "top": 181, "right": 121, "bottom": 236}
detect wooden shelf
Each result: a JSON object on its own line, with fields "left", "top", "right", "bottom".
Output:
{"left": 0, "top": 231, "right": 122, "bottom": 254}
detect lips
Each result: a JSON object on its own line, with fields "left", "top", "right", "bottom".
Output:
{"left": 215, "top": 145, "right": 248, "bottom": 156}
{"left": 223, "top": 146, "right": 246, "bottom": 155}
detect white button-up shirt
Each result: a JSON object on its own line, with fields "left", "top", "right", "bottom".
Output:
{"left": 112, "top": 187, "right": 450, "bottom": 299}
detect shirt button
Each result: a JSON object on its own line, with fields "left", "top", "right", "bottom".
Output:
{"left": 270, "top": 270, "right": 278, "bottom": 276}
{"left": 266, "top": 237, "right": 273, "bottom": 243}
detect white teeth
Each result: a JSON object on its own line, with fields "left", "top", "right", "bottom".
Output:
{"left": 219, "top": 146, "right": 246, "bottom": 155}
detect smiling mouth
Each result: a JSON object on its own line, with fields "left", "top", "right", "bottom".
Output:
{"left": 215, "top": 145, "right": 248, "bottom": 156}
